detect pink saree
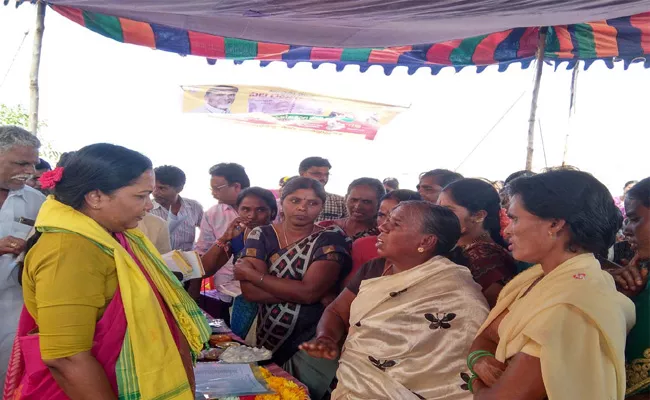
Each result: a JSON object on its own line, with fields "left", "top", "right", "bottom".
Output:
{"left": 2, "top": 288, "right": 126, "bottom": 400}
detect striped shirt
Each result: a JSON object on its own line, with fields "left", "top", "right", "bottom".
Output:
{"left": 150, "top": 197, "right": 203, "bottom": 251}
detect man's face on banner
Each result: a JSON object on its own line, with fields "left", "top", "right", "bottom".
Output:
{"left": 205, "top": 88, "right": 237, "bottom": 109}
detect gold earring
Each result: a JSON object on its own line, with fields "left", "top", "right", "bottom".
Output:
{"left": 418, "top": 247, "right": 425, "bottom": 253}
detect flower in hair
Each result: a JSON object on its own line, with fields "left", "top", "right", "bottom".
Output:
{"left": 39, "top": 167, "right": 64, "bottom": 190}
{"left": 499, "top": 208, "right": 510, "bottom": 239}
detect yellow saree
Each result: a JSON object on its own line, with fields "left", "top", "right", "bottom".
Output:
{"left": 332, "top": 256, "right": 489, "bottom": 400}
{"left": 476, "top": 253, "right": 636, "bottom": 400}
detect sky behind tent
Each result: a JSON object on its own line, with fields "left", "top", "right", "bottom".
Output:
{"left": 1, "top": 5, "right": 649, "bottom": 208}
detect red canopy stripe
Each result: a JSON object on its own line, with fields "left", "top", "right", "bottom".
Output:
{"left": 426, "top": 40, "right": 463, "bottom": 64}
{"left": 310, "top": 47, "right": 344, "bottom": 61}
{"left": 256, "top": 43, "right": 290, "bottom": 60}
{"left": 591, "top": 22, "right": 619, "bottom": 58}
{"left": 51, "top": 4, "right": 84, "bottom": 26}
{"left": 119, "top": 18, "right": 155, "bottom": 48}
{"left": 472, "top": 29, "right": 512, "bottom": 64}
{"left": 630, "top": 13, "right": 650, "bottom": 54}
{"left": 369, "top": 46, "right": 412, "bottom": 64}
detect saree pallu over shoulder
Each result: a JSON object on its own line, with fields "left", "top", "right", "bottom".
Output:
{"left": 8, "top": 198, "right": 211, "bottom": 400}
{"left": 332, "top": 256, "right": 489, "bottom": 400}
{"left": 257, "top": 225, "right": 351, "bottom": 364}
{"left": 477, "top": 253, "right": 636, "bottom": 400}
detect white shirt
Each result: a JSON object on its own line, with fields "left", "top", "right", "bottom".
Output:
{"left": 0, "top": 186, "right": 45, "bottom": 383}
{"left": 137, "top": 213, "right": 172, "bottom": 255}
{"left": 150, "top": 198, "right": 203, "bottom": 251}
{"left": 195, "top": 203, "right": 238, "bottom": 302}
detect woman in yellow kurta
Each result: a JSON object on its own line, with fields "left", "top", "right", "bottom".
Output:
{"left": 4, "top": 144, "right": 210, "bottom": 400}
{"left": 467, "top": 170, "right": 636, "bottom": 400}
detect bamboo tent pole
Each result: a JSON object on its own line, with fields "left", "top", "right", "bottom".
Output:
{"left": 562, "top": 60, "right": 580, "bottom": 166}
{"left": 538, "top": 119, "right": 548, "bottom": 169}
{"left": 525, "top": 28, "right": 548, "bottom": 171}
{"left": 29, "top": 1, "right": 46, "bottom": 135}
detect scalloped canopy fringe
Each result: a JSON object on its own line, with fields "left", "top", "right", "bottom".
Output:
{"left": 6, "top": 2, "right": 650, "bottom": 74}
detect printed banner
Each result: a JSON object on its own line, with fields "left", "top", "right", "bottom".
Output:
{"left": 181, "top": 85, "right": 407, "bottom": 140}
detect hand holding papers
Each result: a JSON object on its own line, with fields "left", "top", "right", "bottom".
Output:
{"left": 162, "top": 250, "right": 204, "bottom": 282}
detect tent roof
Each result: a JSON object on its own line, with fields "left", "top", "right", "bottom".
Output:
{"left": 50, "top": 4, "right": 650, "bottom": 74}
{"left": 28, "top": 0, "right": 650, "bottom": 47}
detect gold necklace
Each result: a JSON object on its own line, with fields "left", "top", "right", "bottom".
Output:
{"left": 283, "top": 222, "right": 319, "bottom": 247}
{"left": 282, "top": 222, "right": 290, "bottom": 247}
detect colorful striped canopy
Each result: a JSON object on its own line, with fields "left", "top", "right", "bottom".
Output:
{"left": 16, "top": 0, "right": 650, "bottom": 48}
{"left": 1, "top": 0, "right": 642, "bottom": 74}
{"left": 50, "top": 4, "right": 650, "bottom": 75}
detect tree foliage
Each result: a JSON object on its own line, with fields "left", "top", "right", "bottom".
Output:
{"left": 0, "top": 103, "right": 59, "bottom": 162}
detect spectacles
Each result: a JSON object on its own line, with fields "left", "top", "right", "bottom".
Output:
{"left": 211, "top": 183, "right": 231, "bottom": 193}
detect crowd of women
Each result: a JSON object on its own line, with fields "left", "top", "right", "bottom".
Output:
{"left": 2, "top": 137, "right": 649, "bottom": 400}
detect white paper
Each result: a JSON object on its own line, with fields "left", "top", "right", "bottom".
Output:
{"left": 194, "top": 363, "right": 272, "bottom": 399}
{"left": 162, "top": 250, "right": 204, "bottom": 282}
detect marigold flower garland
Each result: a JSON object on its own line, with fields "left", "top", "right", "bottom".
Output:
{"left": 254, "top": 368, "right": 309, "bottom": 400}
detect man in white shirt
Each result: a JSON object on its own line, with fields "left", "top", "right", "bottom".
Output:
{"left": 191, "top": 86, "right": 239, "bottom": 114}
{"left": 0, "top": 126, "right": 45, "bottom": 385}
{"left": 194, "top": 163, "right": 249, "bottom": 322}
{"left": 151, "top": 165, "right": 203, "bottom": 251}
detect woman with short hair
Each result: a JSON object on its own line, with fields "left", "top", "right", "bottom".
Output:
{"left": 301, "top": 201, "right": 488, "bottom": 400}
{"left": 318, "top": 178, "right": 385, "bottom": 241}
{"left": 347, "top": 189, "right": 421, "bottom": 286}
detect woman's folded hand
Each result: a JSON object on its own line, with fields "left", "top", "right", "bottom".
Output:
{"left": 609, "top": 255, "right": 649, "bottom": 298}
{"left": 299, "top": 336, "right": 340, "bottom": 360}
{"left": 234, "top": 259, "right": 257, "bottom": 282}
{"left": 473, "top": 355, "right": 507, "bottom": 387}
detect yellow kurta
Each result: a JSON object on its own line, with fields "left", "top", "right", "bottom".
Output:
{"left": 477, "top": 253, "right": 636, "bottom": 400}
{"left": 26, "top": 198, "right": 210, "bottom": 400}
{"left": 23, "top": 232, "right": 117, "bottom": 360}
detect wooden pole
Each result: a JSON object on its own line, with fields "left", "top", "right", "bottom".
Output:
{"left": 29, "top": 1, "right": 46, "bottom": 135}
{"left": 538, "top": 119, "right": 548, "bottom": 169}
{"left": 525, "top": 28, "right": 547, "bottom": 171}
{"left": 562, "top": 60, "right": 580, "bottom": 166}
